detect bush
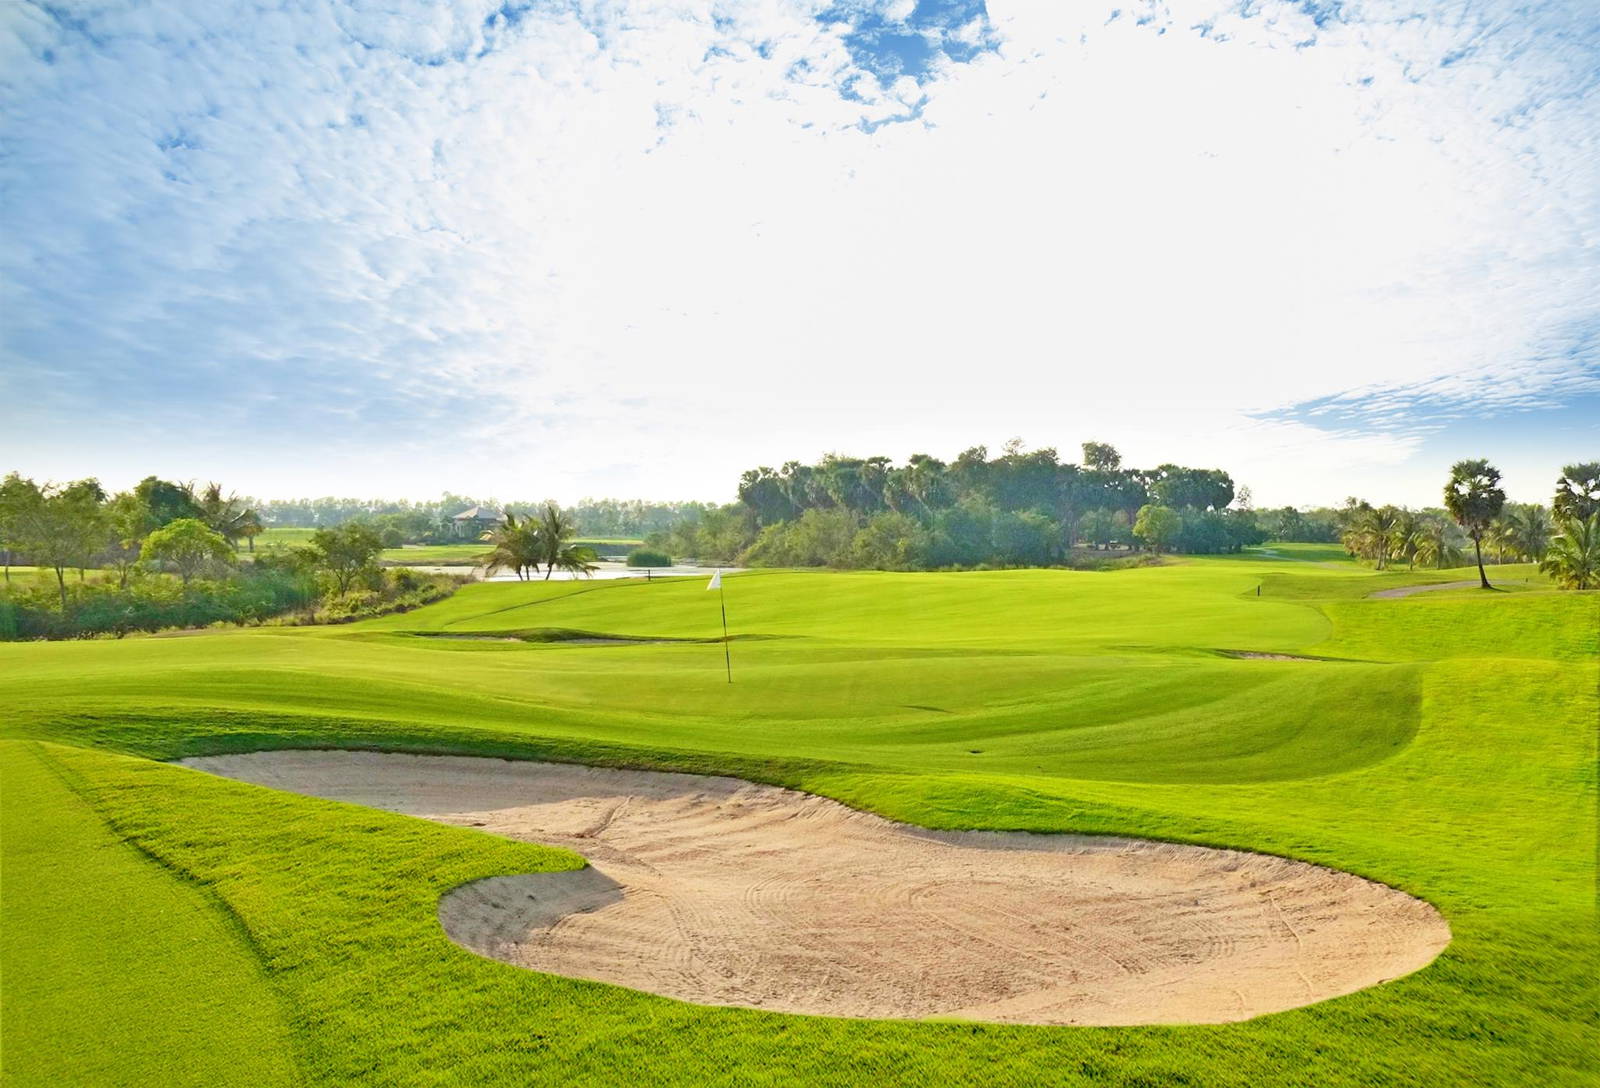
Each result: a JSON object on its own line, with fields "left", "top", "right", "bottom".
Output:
{"left": 626, "top": 549, "right": 672, "bottom": 568}
{"left": 0, "top": 566, "right": 460, "bottom": 641}
{"left": 0, "top": 567, "right": 319, "bottom": 640}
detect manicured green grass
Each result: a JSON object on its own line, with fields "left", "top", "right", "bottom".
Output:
{"left": 378, "top": 543, "right": 488, "bottom": 564}
{"left": 1256, "top": 541, "right": 1355, "bottom": 563}
{"left": 253, "top": 526, "right": 316, "bottom": 548}
{"left": 0, "top": 742, "right": 298, "bottom": 1087}
{"left": 1, "top": 559, "right": 1594, "bottom": 1085}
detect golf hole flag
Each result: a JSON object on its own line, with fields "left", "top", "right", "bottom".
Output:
{"left": 708, "top": 569, "right": 730, "bottom": 682}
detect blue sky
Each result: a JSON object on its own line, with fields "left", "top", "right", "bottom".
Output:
{"left": 1, "top": 0, "right": 1595, "bottom": 506}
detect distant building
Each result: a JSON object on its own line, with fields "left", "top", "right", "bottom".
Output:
{"left": 451, "top": 506, "right": 505, "bottom": 539}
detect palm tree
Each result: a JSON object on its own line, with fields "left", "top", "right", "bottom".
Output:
{"left": 238, "top": 510, "right": 264, "bottom": 553}
{"left": 189, "top": 482, "right": 259, "bottom": 547}
{"left": 1413, "top": 517, "right": 1464, "bottom": 570}
{"left": 535, "top": 502, "right": 597, "bottom": 580}
{"left": 1388, "top": 508, "right": 1423, "bottom": 570}
{"left": 548, "top": 540, "right": 599, "bottom": 579}
{"left": 1517, "top": 504, "right": 1552, "bottom": 562}
{"left": 1343, "top": 505, "right": 1402, "bottom": 569}
{"left": 480, "top": 512, "right": 543, "bottom": 581}
{"left": 1443, "top": 458, "right": 1505, "bottom": 590}
{"left": 1539, "top": 513, "right": 1600, "bottom": 590}
{"left": 1487, "top": 508, "right": 1525, "bottom": 564}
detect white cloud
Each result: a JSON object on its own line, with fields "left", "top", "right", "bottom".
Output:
{"left": 1, "top": 0, "right": 1594, "bottom": 507}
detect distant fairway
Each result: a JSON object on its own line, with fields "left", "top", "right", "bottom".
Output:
{"left": 252, "top": 526, "right": 315, "bottom": 548}
{"left": 2, "top": 555, "right": 1594, "bottom": 1086}
{"left": 249, "top": 527, "right": 641, "bottom": 565}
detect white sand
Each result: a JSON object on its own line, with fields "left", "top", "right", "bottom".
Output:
{"left": 1368, "top": 580, "right": 1480, "bottom": 599}
{"left": 183, "top": 751, "right": 1450, "bottom": 1026}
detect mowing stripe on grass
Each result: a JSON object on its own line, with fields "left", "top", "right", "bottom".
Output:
{"left": 0, "top": 741, "right": 300, "bottom": 1088}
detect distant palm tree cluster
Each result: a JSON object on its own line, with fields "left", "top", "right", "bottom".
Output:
{"left": 480, "top": 503, "right": 600, "bottom": 581}
{"left": 1337, "top": 461, "right": 1598, "bottom": 590}
{"left": 1339, "top": 503, "right": 1550, "bottom": 571}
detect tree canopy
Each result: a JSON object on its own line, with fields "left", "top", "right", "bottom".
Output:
{"left": 1553, "top": 462, "right": 1600, "bottom": 522}
{"left": 1443, "top": 459, "right": 1506, "bottom": 590}
{"left": 305, "top": 523, "right": 384, "bottom": 595}
{"left": 141, "top": 518, "right": 234, "bottom": 585}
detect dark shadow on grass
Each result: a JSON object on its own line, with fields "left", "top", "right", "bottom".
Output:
{"left": 405, "top": 629, "right": 787, "bottom": 646}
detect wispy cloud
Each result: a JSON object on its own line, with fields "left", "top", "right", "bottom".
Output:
{"left": 1, "top": 0, "right": 1595, "bottom": 506}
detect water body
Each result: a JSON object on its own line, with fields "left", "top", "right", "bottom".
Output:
{"left": 394, "top": 561, "right": 742, "bottom": 583}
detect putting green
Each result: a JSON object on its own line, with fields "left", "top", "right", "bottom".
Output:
{"left": 1, "top": 557, "right": 1594, "bottom": 1086}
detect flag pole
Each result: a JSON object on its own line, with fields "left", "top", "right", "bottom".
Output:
{"left": 719, "top": 578, "right": 732, "bottom": 684}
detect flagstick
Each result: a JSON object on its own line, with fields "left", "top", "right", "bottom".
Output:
{"left": 719, "top": 580, "right": 732, "bottom": 684}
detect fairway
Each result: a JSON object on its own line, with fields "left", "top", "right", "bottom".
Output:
{"left": 2, "top": 556, "right": 1595, "bottom": 1086}
{"left": 0, "top": 744, "right": 296, "bottom": 1088}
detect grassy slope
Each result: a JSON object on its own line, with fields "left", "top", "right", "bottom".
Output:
{"left": 1, "top": 557, "right": 1594, "bottom": 1086}
{"left": 0, "top": 742, "right": 298, "bottom": 1087}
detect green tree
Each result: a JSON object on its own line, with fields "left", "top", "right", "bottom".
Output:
{"left": 133, "top": 476, "right": 201, "bottom": 526}
{"left": 901, "top": 454, "right": 949, "bottom": 512}
{"left": 1486, "top": 508, "right": 1525, "bottom": 564}
{"left": 1341, "top": 504, "right": 1401, "bottom": 570}
{"left": 15, "top": 480, "right": 107, "bottom": 605}
{"left": 1443, "top": 459, "right": 1506, "bottom": 589}
{"left": 847, "top": 512, "right": 924, "bottom": 570}
{"left": 1517, "top": 504, "right": 1552, "bottom": 562}
{"left": 535, "top": 502, "right": 598, "bottom": 580}
{"left": 1076, "top": 508, "right": 1117, "bottom": 550}
{"left": 1387, "top": 508, "right": 1423, "bottom": 570}
{"left": 306, "top": 523, "right": 384, "bottom": 595}
{"left": 105, "top": 491, "right": 158, "bottom": 589}
{"left": 1273, "top": 507, "right": 1307, "bottom": 542}
{"left": 238, "top": 511, "right": 265, "bottom": 553}
{"left": 1413, "top": 517, "right": 1464, "bottom": 570}
{"left": 1552, "top": 462, "right": 1600, "bottom": 521}
{"left": 1538, "top": 513, "right": 1600, "bottom": 590}
{"left": 140, "top": 517, "right": 234, "bottom": 586}
{"left": 1150, "top": 465, "right": 1234, "bottom": 512}
{"left": 1133, "top": 504, "right": 1181, "bottom": 555}
{"left": 1081, "top": 442, "right": 1121, "bottom": 471}
{"left": 0, "top": 473, "right": 43, "bottom": 584}
{"left": 480, "top": 512, "right": 544, "bottom": 581}
{"left": 190, "top": 482, "right": 260, "bottom": 546}
{"left": 990, "top": 509, "right": 1057, "bottom": 566}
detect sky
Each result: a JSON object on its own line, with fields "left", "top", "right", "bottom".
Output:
{"left": 1, "top": 0, "right": 1596, "bottom": 508}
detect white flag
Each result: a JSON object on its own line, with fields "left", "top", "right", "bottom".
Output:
{"left": 706, "top": 569, "right": 722, "bottom": 590}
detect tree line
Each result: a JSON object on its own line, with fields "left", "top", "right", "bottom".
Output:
{"left": 248, "top": 494, "right": 712, "bottom": 542}
{"left": 639, "top": 450, "right": 1599, "bottom": 587}
{"left": 1329, "top": 460, "right": 1598, "bottom": 589}
{"left": 0, "top": 474, "right": 458, "bottom": 639}
{"left": 643, "top": 441, "right": 1266, "bottom": 569}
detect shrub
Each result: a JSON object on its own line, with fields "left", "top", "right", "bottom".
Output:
{"left": 0, "top": 565, "right": 457, "bottom": 641}
{"left": 626, "top": 549, "right": 672, "bottom": 568}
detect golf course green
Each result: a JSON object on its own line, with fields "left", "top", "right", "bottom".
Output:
{"left": 2, "top": 549, "right": 1595, "bottom": 1086}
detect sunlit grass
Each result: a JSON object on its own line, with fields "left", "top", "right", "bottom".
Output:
{"left": 0, "top": 743, "right": 297, "bottom": 1087}
{"left": 1, "top": 558, "right": 1594, "bottom": 1085}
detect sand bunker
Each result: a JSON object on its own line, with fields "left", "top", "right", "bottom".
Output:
{"left": 1369, "top": 580, "right": 1479, "bottom": 599}
{"left": 1218, "top": 651, "right": 1327, "bottom": 661}
{"left": 183, "top": 751, "right": 1449, "bottom": 1026}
